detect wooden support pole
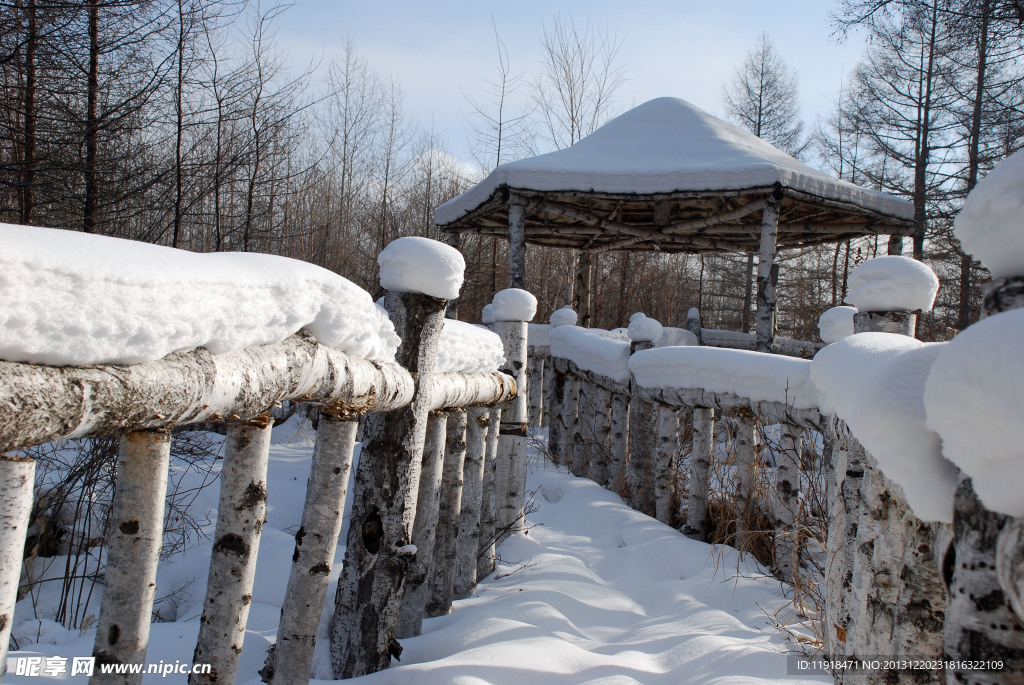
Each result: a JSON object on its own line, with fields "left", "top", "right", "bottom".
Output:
{"left": 508, "top": 195, "right": 526, "bottom": 290}
{"left": 494, "top": 316, "right": 529, "bottom": 539}
{"left": 330, "top": 290, "right": 447, "bottom": 679}
{"left": 628, "top": 339, "right": 657, "bottom": 516}
{"left": 193, "top": 419, "right": 273, "bottom": 685}
{"left": 454, "top": 407, "right": 490, "bottom": 599}
{"left": 268, "top": 416, "right": 359, "bottom": 685}
{"left": 558, "top": 372, "right": 580, "bottom": 474}
{"left": 755, "top": 194, "right": 781, "bottom": 354}
{"left": 426, "top": 409, "right": 468, "bottom": 618}
{"left": 586, "top": 384, "right": 613, "bottom": 487}
{"left": 476, "top": 405, "right": 502, "bottom": 581}
{"left": 572, "top": 380, "right": 594, "bottom": 479}
{"left": 528, "top": 357, "right": 544, "bottom": 430}
{"left": 683, "top": 408, "right": 714, "bottom": 541}
{"left": 0, "top": 455, "right": 35, "bottom": 679}
{"left": 396, "top": 411, "right": 448, "bottom": 639}
{"left": 824, "top": 418, "right": 850, "bottom": 661}
{"left": 91, "top": 431, "right": 171, "bottom": 685}
{"left": 546, "top": 358, "right": 566, "bottom": 465}
{"left": 654, "top": 406, "right": 681, "bottom": 525}
{"left": 772, "top": 424, "right": 801, "bottom": 584}
{"left": 574, "top": 250, "right": 593, "bottom": 327}
{"left": 733, "top": 415, "right": 758, "bottom": 553}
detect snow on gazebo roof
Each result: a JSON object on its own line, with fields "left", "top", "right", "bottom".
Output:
{"left": 437, "top": 97, "right": 913, "bottom": 253}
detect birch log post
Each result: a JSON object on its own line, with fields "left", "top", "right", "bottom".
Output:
{"left": 825, "top": 418, "right": 851, "bottom": 659}
{"left": 396, "top": 412, "right": 448, "bottom": 639}
{"left": 528, "top": 357, "right": 545, "bottom": 430}
{"left": 845, "top": 307, "right": 945, "bottom": 679}
{"left": 587, "top": 384, "right": 613, "bottom": 487}
{"left": 0, "top": 455, "right": 34, "bottom": 678}
{"left": 628, "top": 336, "right": 657, "bottom": 516}
{"left": 683, "top": 407, "right": 713, "bottom": 541}
{"left": 942, "top": 275, "right": 1024, "bottom": 683}
{"left": 507, "top": 194, "right": 526, "bottom": 290}
{"left": 754, "top": 190, "right": 781, "bottom": 354}
{"left": 454, "top": 407, "right": 490, "bottom": 599}
{"left": 771, "top": 424, "right": 801, "bottom": 583}
{"left": 426, "top": 409, "right": 468, "bottom": 618}
{"left": 609, "top": 393, "right": 629, "bottom": 494}
{"left": 330, "top": 288, "right": 447, "bottom": 679}
{"left": 733, "top": 414, "right": 759, "bottom": 553}
{"left": 477, "top": 405, "right": 502, "bottom": 581}
{"left": 559, "top": 371, "right": 581, "bottom": 476}
{"left": 492, "top": 290, "right": 534, "bottom": 539}
{"left": 193, "top": 418, "right": 273, "bottom": 685}
{"left": 654, "top": 406, "right": 681, "bottom": 525}
{"left": 572, "top": 380, "right": 596, "bottom": 479}
{"left": 546, "top": 359, "right": 566, "bottom": 465}
{"left": 91, "top": 431, "right": 171, "bottom": 685}
{"left": 266, "top": 416, "right": 359, "bottom": 685}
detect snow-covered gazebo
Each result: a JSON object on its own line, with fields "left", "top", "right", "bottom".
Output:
{"left": 436, "top": 97, "right": 914, "bottom": 352}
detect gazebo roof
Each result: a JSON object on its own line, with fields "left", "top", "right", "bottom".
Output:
{"left": 436, "top": 98, "right": 914, "bottom": 253}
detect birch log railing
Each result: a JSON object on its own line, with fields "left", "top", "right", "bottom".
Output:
{"left": 0, "top": 238, "right": 523, "bottom": 685}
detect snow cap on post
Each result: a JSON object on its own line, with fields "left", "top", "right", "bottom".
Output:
{"left": 845, "top": 256, "right": 939, "bottom": 313}
{"left": 378, "top": 236, "right": 465, "bottom": 300}
{"left": 628, "top": 314, "right": 663, "bottom": 343}
{"left": 687, "top": 307, "right": 700, "bottom": 321}
{"left": 549, "top": 306, "right": 578, "bottom": 328}
{"left": 491, "top": 289, "right": 538, "bottom": 322}
{"left": 818, "top": 306, "right": 857, "bottom": 344}
{"left": 953, "top": 149, "right": 1024, "bottom": 279}
{"left": 924, "top": 307, "right": 1024, "bottom": 517}
{"left": 481, "top": 303, "right": 496, "bottom": 325}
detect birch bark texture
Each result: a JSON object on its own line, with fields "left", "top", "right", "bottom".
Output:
{"left": 330, "top": 291, "right": 447, "bottom": 679}
{"left": 192, "top": 419, "right": 273, "bottom": 685}
{"left": 628, "top": 338, "right": 656, "bottom": 516}
{"left": 683, "top": 407, "right": 713, "bottom": 541}
{"left": 494, "top": 316, "right": 530, "bottom": 538}
{"left": 754, "top": 194, "right": 781, "bottom": 354}
{"left": 91, "top": 431, "right": 171, "bottom": 685}
{"left": 477, "top": 405, "right": 502, "bottom": 581}
{"left": 654, "top": 406, "right": 681, "bottom": 525}
{"left": 733, "top": 415, "right": 759, "bottom": 553}
{"left": 454, "top": 407, "right": 490, "bottom": 599}
{"left": 771, "top": 424, "right": 801, "bottom": 583}
{"left": 0, "top": 455, "right": 34, "bottom": 678}
{"left": 266, "top": 416, "right": 359, "bottom": 685}
{"left": 426, "top": 409, "right": 468, "bottom": 618}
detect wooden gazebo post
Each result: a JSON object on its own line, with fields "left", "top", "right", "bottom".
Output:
{"left": 574, "top": 250, "right": 593, "bottom": 327}
{"left": 508, "top": 193, "right": 527, "bottom": 289}
{"left": 755, "top": 189, "right": 783, "bottom": 353}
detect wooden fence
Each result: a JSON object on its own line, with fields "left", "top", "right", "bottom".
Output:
{"left": 0, "top": 278, "right": 531, "bottom": 684}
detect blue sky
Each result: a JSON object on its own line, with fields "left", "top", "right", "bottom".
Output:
{"left": 274, "top": 1, "right": 868, "bottom": 167}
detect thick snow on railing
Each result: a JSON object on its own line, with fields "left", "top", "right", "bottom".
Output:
{"left": 0, "top": 232, "right": 526, "bottom": 684}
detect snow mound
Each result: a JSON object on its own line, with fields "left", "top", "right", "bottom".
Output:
{"left": 954, "top": 149, "right": 1024, "bottom": 278}
{"left": 481, "top": 303, "right": 496, "bottom": 324}
{"left": 549, "top": 306, "right": 578, "bottom": 327}
{"left": 550, "top": 326, "right": 631, "bottom": 383}
{"left": 630, "top": 346, "right": 819, "bottom": 410}
{"left": 924, "top": 308, "right": 1024, "bottom": 516}
{"left": 491, "top": 288, "right": 537, "bottom": 322}
{"left": 811, "top": 333, "right": 957, "bottom": 522}
{"left": 0, "top": 223, "right": 400, "bottom": 366}
{"left": 656, "top": 326, "right": 699, "bottom": 347}
{"left": 627, "top": 314, "right": 663, "bottom": 342}
{"left": 436, "top": 319, "right": 505, "bottom": 374}
{"left": 818, "top": 306, "right": 857, "bottom": 344}
{"left": 378, "top": 236, "right": 464, "bottom": 300}
{"left": 845, "top": 256, "right": 939, "bottom": 313}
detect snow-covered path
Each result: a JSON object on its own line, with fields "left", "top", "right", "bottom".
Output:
{"left": 8, "top": 421, "right": 825, "bottom": 684}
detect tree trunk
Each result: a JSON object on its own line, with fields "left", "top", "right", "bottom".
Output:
{"left": 755, "top": 198, "right": 780, "bottom": 353}
{"left": 558, "top": 373, "right": 580, "bottom": 475}
{"left": 733, "top": 414, "right": 759, "bottom": 552}
{"left": 84, "top": 1, "right": 100, "bottom": 234}
{"left": 330, "top": 291, "right": 447, "bottom": 679}
{"left": 546, "top": 359, "right": 566, "bottom": 464}
{"left": 91, "top": 431, "right": 171, "bottom": 685}
{"left": 508, "top": 196, "right": 526, "bottom": 289}
{"left": 628, "top": 340, "right": 657, "bottom": 515}
{"left": 494, "top": 319, "right": 529, "bottom": 538}
{"left": 477, "top": 406, "right": 502, "bottom": 581}
{"left": 0, "top": 455, "right": 35, "bottom": 678}
{"left": 20, "top": 0, "right": 37, "bottom": 225}
{"left": 267, "top": 417, "right": 359, "bottom": 685}
{"left": 572, "top": 380, "right": 594, "bottom": 479}
{"left": 454, "top": 407, "right": 490, "bottom": 599}
{"left": 825, "top": 419, "right": 850, "bottom": 659}
{"left": 528, "top": 358, "right": 544, "bottom": 429}
{"left": 193, "top": 419, "right": 273, "bottom": 685}
{"left": 609, "top": 393, "right": 629, "bottom": 494}
{"left": 585, "top": 384, "right": 613, "bottom": 487}
{"left": 772, "top": 424, "right": 801, "bottom": 583}
{"left": 742, "top": 253, "right": 755, "bottom": 333}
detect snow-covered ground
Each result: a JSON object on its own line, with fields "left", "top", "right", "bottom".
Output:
{"left": 8, "top": 418, "right": 823, "bottom": 684}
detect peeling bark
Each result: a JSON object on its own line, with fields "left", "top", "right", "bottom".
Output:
{"left": 91, "top": 431, "right": 171, "bottom": 685}
{"left": 0, "top": 455, "right": 34, "bottom": 678}
{"left": 477, "top": 406, "right": 502, "bottom": 581}
{"left": 193, "top": 420, "right": 273, "bottom": 685}
{"left": 268, "top": 417, "right": 358, "bottom": 685}
{"left": 454, "top": 407, "right": 489, "bottom": 599}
